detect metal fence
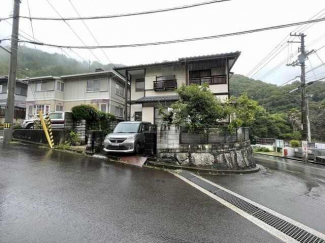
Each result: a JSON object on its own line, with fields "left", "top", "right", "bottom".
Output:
{"left": 180, "top": 126, "right": 249, "bottom": 144}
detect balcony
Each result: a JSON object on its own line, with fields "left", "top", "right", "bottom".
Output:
{"left": 154, "top": 75, "right": 177, "bottom": 91}
{"left": 189, "top": 75, "right": 227, "bottom": 85}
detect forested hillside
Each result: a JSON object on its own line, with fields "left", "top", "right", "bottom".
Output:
{"left": 230, "top": 74, "right": 325, "bottom": 141}
{"left": 0, "top": 46, "right": 123, "bottom": 78}
{"left": 1, "top": 47, "right": 324, "bottom": 141}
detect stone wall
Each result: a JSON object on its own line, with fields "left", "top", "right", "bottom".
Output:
{"left": 157, "top": 125, "right": 255, "bottom": 170}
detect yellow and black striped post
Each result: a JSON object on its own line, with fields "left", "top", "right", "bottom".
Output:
{"left": 4, "top": 122, "right": 11, "bottom": 128}
{"left": 44, "top": 113, "right": 54, "bottom": 147}
{"left": 39, "top": 111, "right": 54, "bottom": 148}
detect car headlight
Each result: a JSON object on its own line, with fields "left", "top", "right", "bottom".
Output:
{"left": 126, "top": 135, "right": 135, "bottom": 141}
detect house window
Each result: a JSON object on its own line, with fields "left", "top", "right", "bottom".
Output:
{"left": 0, "top": 84, "right": 7, "bottom": 93}
{"left": 56, "top": 105, "right": 64, "bottom": 111}
{"left": 34, "top": 105, "right": 50, "bottom": 115}
{"left": 28, "top": 105, "right": 33, "bottom": 117}
{"left": 36, "top": 81, "right": 54, "bottom": 91}
{"left": 57, "top": 81, "right": 64, "bottom": 92}
{"left": 114, "top": 106, "right": 123, "bottom": 117}
{"left": 116, "top": 83, "right": 125, "bottom": 97}
{"left": 134, "top": 111, "right": 142, "bottom": 121}
{"left": 15, "top": 86, "right": 27, "bottom": 96}
{"left": 135, "top": 78, "right": 145, "bottom": 92}
{"left": 87, "top": 80, "right": 100, "bottom": 92}
{"left": 100, "top": 103, "right": 108, "bottom": 113}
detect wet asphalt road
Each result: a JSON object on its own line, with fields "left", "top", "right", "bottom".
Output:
{"left": 204, "top": 154, "right": 325, "bottom": 234}
{"left": 0, "top": 143, "right": 279, "bottom": 243}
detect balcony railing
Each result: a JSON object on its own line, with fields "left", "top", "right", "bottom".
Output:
{"left": 189, "top": 75, "right": 227, "bottom": 85}
{"left": 154, "top": 78, "right": 177, "bottom": 91}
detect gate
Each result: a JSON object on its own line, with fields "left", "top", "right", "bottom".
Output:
{"left": 144, "top": 124, "right": 157, "bottom": 156}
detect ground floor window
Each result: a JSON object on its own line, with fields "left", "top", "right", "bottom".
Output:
{"left": 34, "top": 105, "right": 50, "bottom": 115}
{"left": 134, "top": 111, "right": 142, "bottom": 121}
{"left": 56, "top": 105, "right": 64, "bottom": 111}
{"left": 114, "top": 106, "right": 123, "bottom": 118}
{"left": 100, "top": 103, "right": 108, "bottom": 113}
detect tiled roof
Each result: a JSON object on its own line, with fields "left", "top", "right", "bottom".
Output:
{"left": 136, "top": 95, "right": 179, "bottom": 103}
{"left": 114, "top": 51, "right": 241, "bottom": 71}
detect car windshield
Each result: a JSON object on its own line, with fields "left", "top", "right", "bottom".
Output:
{"left": 113, "top": 123, "right": 140, "bottom": 133}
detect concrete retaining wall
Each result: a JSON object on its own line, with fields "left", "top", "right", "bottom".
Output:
{"left": 157, "top": 125, "right": 255, "bottom": 169}
{"left": 13, "top": 129, "right": 71, "bottom": 145}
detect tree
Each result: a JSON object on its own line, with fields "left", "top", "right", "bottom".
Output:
{"left": 226, "top": 94, "right": 260, "bottom": 131}
{"left": 171, "top": 84, "right": 226, "bottom": 130}
{"left": 287, "top": 108, "right": 301, "bottom": 132}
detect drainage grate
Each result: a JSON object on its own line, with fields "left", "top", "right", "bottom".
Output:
{"left": 178, "top": 171, "right": 325, "bottom": 243}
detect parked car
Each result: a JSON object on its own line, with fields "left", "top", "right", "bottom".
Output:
{"left": 22, "top": 111, "right": 72, "bottom": 130}
{"left": 103, "top": 121, "right": 152, "bottom": 154}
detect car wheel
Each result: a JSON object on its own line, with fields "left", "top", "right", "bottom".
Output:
{"left": 26, "top": 124, "right": 34, "bottom": 129}
{"left": 134, "top": 142, "right": 141, "bottom": 154}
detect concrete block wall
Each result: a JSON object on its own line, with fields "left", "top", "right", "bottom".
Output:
{"left": 156, "top": 125, "right": 255, "bottom": 169}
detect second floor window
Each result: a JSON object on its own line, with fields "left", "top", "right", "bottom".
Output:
{"left": 15, "top": 86, "right": 27, "bottom": 96}
{"left": 135, "top": 78, "right": 145, "bottom": 92}
{"left": 116, "top": 83, "right": 125, "bottom": 97}
{"left": 87, "top": 80, "right": 100, "bottom": 92}
{"left": 36, "top": 81, "right": 54, "bottom": 91}
{"left": 57, "top": 81, "right": 64, "bottom": 92}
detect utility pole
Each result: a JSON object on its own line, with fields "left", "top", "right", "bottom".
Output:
{"left": 288, "top": 33, "right": 309, "bottom": 162}
{"left": 3, "top": 0, "right": 20, "bottom": 144}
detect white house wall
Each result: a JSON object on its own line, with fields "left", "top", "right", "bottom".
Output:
{"left": 130, "top": 104, "right": 142, "bottom": 121}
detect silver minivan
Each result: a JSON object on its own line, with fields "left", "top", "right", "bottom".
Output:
{"left": 103, "top": 121, "right": 152, "bottom": 154}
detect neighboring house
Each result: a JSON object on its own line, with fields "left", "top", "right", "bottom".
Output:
{"left": 23, "top": 69, "right": 127, "bottom": 120}
{"left": 0, "top": 76, "right": 27, "bottom": 123}
{"left": 114, "top": 52, "right": 240, "bottom": 124}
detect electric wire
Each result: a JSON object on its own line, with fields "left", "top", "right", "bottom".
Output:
{"left": 246, "top": 7, "right": 325, "bottom": 78}
{"left": 3, "top": 19, "right": 86, "bottom": 63}
{"left": 17, "top": 16, "right": 325, "bottom": 49}
{"left": 68, "top": 0, "right": 112, "bottom": 64}
{"left": 45, "top": 0, "right": 103, "bottom": 64}
{"left": 1, "top": 0, "right": 230, "bottom": 21}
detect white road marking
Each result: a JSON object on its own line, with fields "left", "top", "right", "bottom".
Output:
{"left": 171, "top": 171, "right": 325, "bottom": 242}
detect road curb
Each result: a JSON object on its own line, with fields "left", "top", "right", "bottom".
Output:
{"left": 145, "top": 160, "right": 260, "bottom": 175}
{"left": 254, "top": 153, "right": 325, "bottom": 166}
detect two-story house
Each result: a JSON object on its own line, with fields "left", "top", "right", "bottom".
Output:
{"left": 0, "top": 76, "right": 27, "bottom": 123}
{"left": 114, "top": 52, "right": 240, "bottom": 124}
{"left": 23, "top": 69, "right": 127, "bottom": 120}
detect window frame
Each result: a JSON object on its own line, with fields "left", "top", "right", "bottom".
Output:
{"left": 55, "top": 105, "right": 64, "bottom": 112}
{"left": 115, "top": 83, "right": 125, "bottom": 97}
{"left": 86, "top": 79, "right": 100, "bottom": 92}
{"left": 134, "top": 111, "right": 142, "bottom": 121}
{"left": 57, "top": 81, "right": 64, "bottom": 92}
{"left": 100, "top": 103, "right": 108, "bottom": 113}
{"left": 135, "top": 78, "right": 145, "bottom": 92}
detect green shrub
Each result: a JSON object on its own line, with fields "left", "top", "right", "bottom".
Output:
{"left": 71, "top": 105, "right": 115, "bottom": 132}
{"left": 12, "top": 123, "right": 22, "bottom": 129}
{"left": 290, "top": 140, "right": 300, "bottom": 148}
{"left": 55, "top": 141, "right": 71, "bottom": 150}
{"left": 254, "top": 146, "right": 271, "bottom": 152}
{"left": 69, "top": 131, "right": 80, "bottom": 146}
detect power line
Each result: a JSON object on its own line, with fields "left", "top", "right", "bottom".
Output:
{"left": 246, "top": 7, "right": 325, "bottom": 78}
{"left": 45, "top": 0, "right": 103, "bottom": 64}
{"left": 2, "top": 0, "right": 230, "bottom": 21}
{"left": 3, "top": 19, "right": 87, "bottom": 63}
{"left": 17, "top": 16, "right": 325, "bottom": 49}
{"left": 68, "top": 0, "right": 112, "bottom": 64}
{"left": 26, "top": 0, "right": 36, "bottom": 49}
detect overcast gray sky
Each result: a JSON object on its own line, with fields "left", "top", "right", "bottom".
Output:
{"left": 1, "top": 0, "right": 325, "bottom": 85}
